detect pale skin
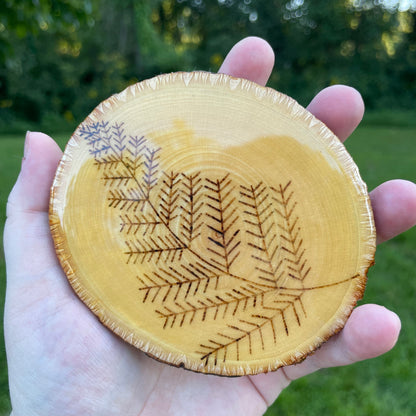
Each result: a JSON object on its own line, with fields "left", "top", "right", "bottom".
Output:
{"left": 4, "top": 37, "right": 416, "bottom": 416}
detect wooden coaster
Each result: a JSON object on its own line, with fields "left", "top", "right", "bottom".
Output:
{"left": 49, "top": 72, "right": 375, "bottom": 376}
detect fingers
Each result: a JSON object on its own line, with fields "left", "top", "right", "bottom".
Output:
{"left": 307, "top": 85, "right": 365, "bottom": 142}
{"left": 220, "top": 38, "right": 363, "bottom": 142}
{"left": 249, "top": 304, "right": 401, "bottom": 405}
{"left": 370, "top": 179, "right": 416, "bottom": 244}
{"left": 283, "top": 304, "right": 401, "bottom": 380}
{"left": 218, "top": 36, "right": 275, "bottom": 86}
{"left": 220, "top": 38, "right": 416, "bottom": 244}
{"left": 306, "top": 87, "right": 416, "bottom": 242}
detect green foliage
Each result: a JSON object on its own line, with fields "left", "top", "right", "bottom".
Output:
{"left": 1, "top": 0, "right": 416, "bottom": 133}
{"left": 0, "top": 0, "right": 93, "bottom": 51}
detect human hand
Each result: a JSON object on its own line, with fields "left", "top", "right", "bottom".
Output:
{"left": 4, "top": 37, "right": 416, "bottom": 416}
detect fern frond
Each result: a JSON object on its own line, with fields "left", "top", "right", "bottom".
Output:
{"left": 102, "top": 169, "right": 135, "bottom": 187}
{"left": 155, "top": 285, "right": 274, "bottom": 329}
{"left": 158, "top": 171, "right": 181, "bottom": 226}
{"left": 197, "top": 296, "right": 303, "bottom": 366}
{"left": 119, "top": 213, "right": 161, "bottom": 235}
{"left": 141, "top": 146, "right": 161, "bottom": 198}
{"left": 179, "top": 172, "right": 204, "bottom": 245}
{"left": 197, "top": 316, "right": 271, "bottom": 366}
{"left": 79, "top": 120, "right": 110, "bottom": 145}
{"left": 272, "top": 181, "right": 311, "bottom": 282}
{"left": 137, "top": 264, "right": 231, "bottom": 305}
{"left": 80, "top": 122, "right": 151, "bottom": 202}
{"left": 137, "top": 266, "right": 217, "bottom": 304}
{"left": 79, "top": 121, "right": 113, "bottom": 158}
{"left": 240, "top": 182, "right": 282, "bottom": 284}
{"left": 94, "top": 154, "right": 123, "bottom": 171}
{"left": 107, "top": 189, "right": 147, "bottom": 211}
{"left": 125, "top": 235, "right": 184, "bottom": 264}
{"left": 126, "top": 135, "right": 146, "bottom": 172}
{"left": 204, "top": 174, "right": 241, "bottom": 273}
{"left": 111, "top": 123, "right": 127, "bottom": 156}
{"left": 264, "top": 289, "right": 307, "bottom": 326}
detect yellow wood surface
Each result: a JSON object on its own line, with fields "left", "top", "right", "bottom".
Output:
{"left": 50, "top": 72, "right": 375, "bottom": 376}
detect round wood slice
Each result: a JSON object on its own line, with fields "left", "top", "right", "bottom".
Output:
{"left": 49, "top": 71, "right": 375, "bottom": 376}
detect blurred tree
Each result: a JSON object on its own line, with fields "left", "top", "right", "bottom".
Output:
{"left": 0, "top": 0, "right": 92, "bottom": 57}
{"left": 262, "top": 0, "right": 398, "bottom": 104}
{"left": 0, "top": 0, "right": 415, "bottom": 131}
{"left": 0, "top": 0, "right": 94, "bottom": 124}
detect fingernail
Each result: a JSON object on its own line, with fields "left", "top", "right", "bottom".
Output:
{"left": 23, "top": 131, "right": 31, "bottom": 163}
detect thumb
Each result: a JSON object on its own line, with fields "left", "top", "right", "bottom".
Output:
{"left": 4, "top": 131, "right": 63, "bottom": 286}
{"left": 6, "top": 131, "right": 63, "bottom": 215}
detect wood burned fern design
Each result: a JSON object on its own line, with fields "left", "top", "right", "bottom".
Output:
{"left": 205, "top": 174, "right": 241, "bottom": 273}
{"left": 272, "top": 182, "right": 311, "bottom": 282}
{"left": 180, "top": 173, "right": 204, "bottom": 245}
{"left": 80, "top": 121, "right": 363, "bottom": 367}
{"left": 240, "top": 183, "right": 283, "bottom": 285}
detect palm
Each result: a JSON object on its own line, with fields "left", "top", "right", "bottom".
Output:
{"left": 5, "top": 37, "right": 416, "bottom": 416}
{"left": 6, "top": 257, "right": 267, "bottom": 415}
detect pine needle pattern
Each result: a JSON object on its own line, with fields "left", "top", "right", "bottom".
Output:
{"left": 80, "top": 121, "right": 362, "bottom": 367}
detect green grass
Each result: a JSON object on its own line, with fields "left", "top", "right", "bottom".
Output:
{"left": 0, "top": 123, "right": 415, "bottom": 415}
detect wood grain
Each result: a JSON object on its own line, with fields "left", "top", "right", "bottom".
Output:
{"left": 49, "top": 72, "right": 375, "bottom": 376}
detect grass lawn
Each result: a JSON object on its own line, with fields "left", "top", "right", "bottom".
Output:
{"left": 0, "top": 122, "right": 415, "bottom": 415}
